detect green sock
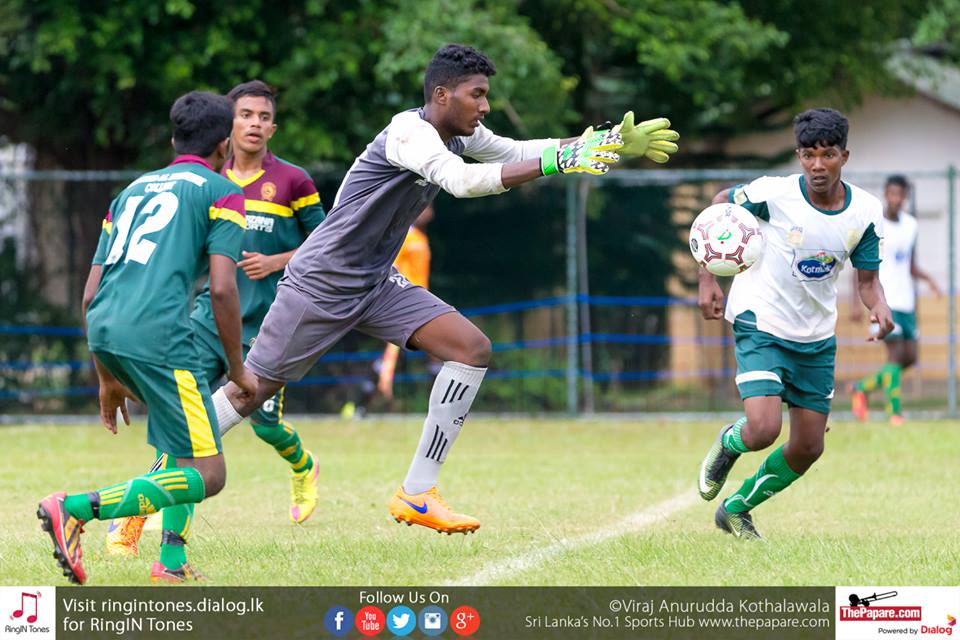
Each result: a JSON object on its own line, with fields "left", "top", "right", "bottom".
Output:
{"left": 856, "top": 368, "right": 884, "bottom": 393}
{"left": 881, "top": 363, "right": 902, "bottom": 416}
{"left": 722, "top": 417, "right": 751, "bottom": 454}
{"left": 63, "top": 467, "right": 205, "bottom": 521}
{"left": 158, "top": 454, "right": 194, "bottom": 570}
{"left": 724, "top": 445, "right": 802, "bottom": 514}
{"left": 252, "top": 421, "right": 313, "bottom": 473}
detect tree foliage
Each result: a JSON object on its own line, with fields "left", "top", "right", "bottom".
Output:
{"left": 522, "top": 0, "right": 928, "bottom": 161}
{"left": 913, "top": 0, "right": 960, "bottom": 61}
{"left": 0, "top": 0, "right": 933, "bottom": 169}
{"left": 0, "top": 0, "right": 571, "bottom": 168}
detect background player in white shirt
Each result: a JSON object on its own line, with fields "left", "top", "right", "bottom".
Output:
{"left": 851, "top": 175, "right": 941, "bottom": 425}
{"left": 696, "top": 108, "right": 894, "bottom": 540}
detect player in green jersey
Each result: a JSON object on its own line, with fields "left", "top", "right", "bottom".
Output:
{"left": 104, "top": 81, "right": 327, "bottom": 560}
{"left": 38, "top": 91, "right": 257, "bottom": 584}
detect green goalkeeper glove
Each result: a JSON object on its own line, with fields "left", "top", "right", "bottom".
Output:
{"left": 617, "top": 112, "right": 679, "bottom": 163}
{"left": 540, "top": 129, "right": 623, "bottom": 176}
{"left": 580, "top": 112, "right": 679, "bottom": 164}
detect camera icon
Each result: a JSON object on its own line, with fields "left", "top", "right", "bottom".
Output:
{"left": 418, "top": 606, "right": 448, "bottom": 636}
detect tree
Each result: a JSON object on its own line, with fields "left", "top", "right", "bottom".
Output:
{"left": 0, "top": 0, "right": 571, "bottom": 169}
{"left": 913, "top": 0, "right": 960, "bottom": 61}
{"left": 0, "top": 0, "right": 932, "bottom": 313}
{"left": 0, "top": 0, "right": 572, "bottom": 302}
{"left": 520, "top": 0, "right": 927, "bottom": 163}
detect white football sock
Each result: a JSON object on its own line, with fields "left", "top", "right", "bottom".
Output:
{"left": 212, "top": 387, "right": 244, "bottom": 436}
{"left": 402, "top": 362, "right": 486, "bottom": 495}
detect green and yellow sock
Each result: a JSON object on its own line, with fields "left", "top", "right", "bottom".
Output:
{"left": 157, "top": 453, "right": 194, "bottom": 570}
{"left": 724, "top": 445, "right": 801, "bottom": 514}
{"left": 722, "top": 416, "right": 751, "bottom": 454}
{"left": 881, "top": 363, "right": 902, "bottom": 416}
{"left": 63, "top": 467, "right": 205, "bottom": 522}
{"left": 856, "top": 368, "right": 884, "bottom": 394}
{"left": 252, "top": 421, "right": 313, "bottom": 473}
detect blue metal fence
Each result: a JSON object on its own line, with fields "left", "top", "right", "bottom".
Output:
{"left": 0, "top": 294, "right": 953, "bottom": 404}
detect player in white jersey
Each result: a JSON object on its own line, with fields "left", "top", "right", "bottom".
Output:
{"left": 851, "top": 175, "right": 941, "bottom": 425}
{"left": 695, "top": 108, "right": 894, "bottom": 539}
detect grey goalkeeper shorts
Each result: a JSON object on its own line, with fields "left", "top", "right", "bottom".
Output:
{"left": 246, "top": 270, "right": 455, "bottom": 382}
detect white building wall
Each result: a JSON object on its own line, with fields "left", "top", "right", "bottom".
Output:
{"left": 0, "top": 142, "right": 33, "bottom": 268}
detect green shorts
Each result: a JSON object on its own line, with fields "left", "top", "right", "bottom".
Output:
{"left": 885, "top": 310, "right": 918, "bottom": 342}
{"left": 92, "top": 349, "right": 222, "bottom": 459}
{"left": 193, "top": 322, "right": 285, "bottom": 427}
{"left": 732, "top": 313, "right": 836, "bottom": 414}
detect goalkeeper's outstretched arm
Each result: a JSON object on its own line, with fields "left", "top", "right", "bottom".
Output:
{"left": 386, "top": 112, "right": 625, "bottom": 197}
{"left": 471, "top": 111, "right": 680, "bottom": 187}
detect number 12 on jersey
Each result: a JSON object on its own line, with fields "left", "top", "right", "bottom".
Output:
{"left": 104, "top": 192, "right": 179, "bottom": 266}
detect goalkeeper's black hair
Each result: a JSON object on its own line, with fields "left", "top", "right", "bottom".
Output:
{"left": 794, "top": 108, "right": 849, "bottom": 149}
{"left": 228, "top": 79, "right": 277, "bottom": 113}
{"left": 886, "top": 174, "right": 909, "bottom": 190}
{"left": 424, "top": 44, "right": 497, "bottom": 103}
{"left": 170, "top": 91, "right": 233, "bottom": 157}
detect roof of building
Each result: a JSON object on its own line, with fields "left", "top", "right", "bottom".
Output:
{"left": 887, "top": 49, "right": 960, "bottom": 113}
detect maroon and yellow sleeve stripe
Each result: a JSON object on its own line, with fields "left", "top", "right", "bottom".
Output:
{"left": 209, "top": 193, "right": 246, "bottom": 228}
{"left": 291, "top": 192, "right": 320, "bottom": 211}
{"left": 290, "top": 173, "right": 321, "bottom": 212}
{"left": 102, "top": 209, "right": 113, "bottom": 235}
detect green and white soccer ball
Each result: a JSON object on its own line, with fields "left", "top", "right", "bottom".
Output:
{"left": 689, "top": 203, "right": 764, "bottom": 276}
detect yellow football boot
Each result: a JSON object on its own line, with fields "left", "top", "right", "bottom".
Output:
{"left": 389, "top": 486, "right": 480, "bottom": 534}
{"left": 104, "top": 516, "right": 147, "bottom": 557}
{"left": 290, "top": 454, "right": 319, "bottom": 524}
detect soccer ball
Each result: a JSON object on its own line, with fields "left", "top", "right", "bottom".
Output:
{"left": 688, "top": 203, "right": 764, "bottom": 276}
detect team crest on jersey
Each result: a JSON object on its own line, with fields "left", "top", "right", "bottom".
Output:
{"left": 261, "top": 181, "right": 277, "bottom": 201}
{"left": 793, "top": 250, "right": 840, "bottom": 281}
{"left": 787, "top": 226, "right": 804, "bottom": 246}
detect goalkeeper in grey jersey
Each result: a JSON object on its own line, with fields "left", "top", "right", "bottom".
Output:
{"left": 214, "top": 43, "right": 679, "bottom": 534}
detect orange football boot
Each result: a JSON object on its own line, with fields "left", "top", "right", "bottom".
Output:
{"left": 389, "top": 486, "right": 480, "bottom": 534}
{"left": 851, "top": 389, "right": 869, "bottom": 422}
{"left": 105, "top": 516, "right": 147, "bottom": 557}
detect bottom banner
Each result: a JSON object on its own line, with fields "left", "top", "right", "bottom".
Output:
{"left": 0, "top": 586, "right": 845, "bottom": 640}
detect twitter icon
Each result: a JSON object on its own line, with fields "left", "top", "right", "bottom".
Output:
{"left": 386, "top": 605, "right": 416, "bottom": 636}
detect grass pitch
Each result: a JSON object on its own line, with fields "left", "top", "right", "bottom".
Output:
{"left": 1, "top": 417, "right": 957, "bottom": 586}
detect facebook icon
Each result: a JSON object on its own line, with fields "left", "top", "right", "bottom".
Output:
{"left": 324, "top": 606, "right": 353, "bottom": 637}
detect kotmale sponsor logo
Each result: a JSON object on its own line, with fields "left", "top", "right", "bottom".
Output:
{"left": 796, "top": 251, "right": 838, "bottom": 279}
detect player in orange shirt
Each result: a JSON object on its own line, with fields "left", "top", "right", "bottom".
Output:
{"left": 343, "top": 205, "right": 434, "bottom": 417}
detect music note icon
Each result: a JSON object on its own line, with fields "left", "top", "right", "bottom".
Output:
{"left": 12, "top": 591, "right": 39, "bottom": 624}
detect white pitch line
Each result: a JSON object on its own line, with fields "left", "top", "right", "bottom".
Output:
{"left": 448, "top": 490, "right": 700, "bottom": 586}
